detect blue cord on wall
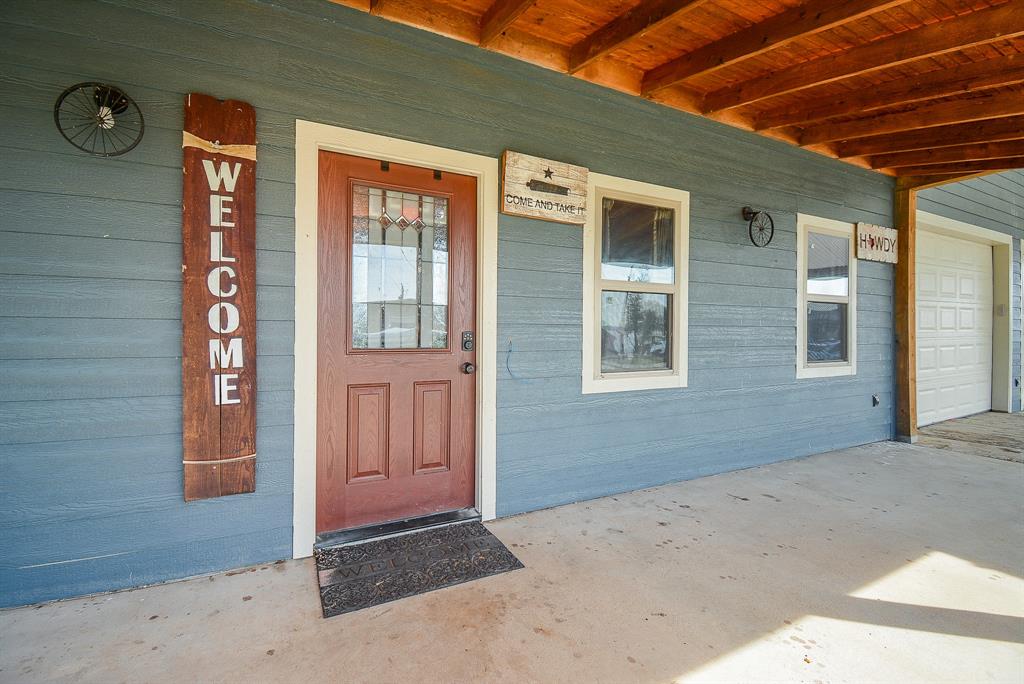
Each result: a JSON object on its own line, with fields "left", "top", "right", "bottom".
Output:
{"left": 505, "top": 338, "right": 515, "bottom": 379}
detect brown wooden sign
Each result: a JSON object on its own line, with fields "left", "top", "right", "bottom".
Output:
{"left": 181, "top": 93, "right": 257, "bottom": 501}
{"left": 501, "top": 150, "right": 588, "bottom": 224}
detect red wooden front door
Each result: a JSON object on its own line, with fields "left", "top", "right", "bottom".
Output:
{"left": 316, "top": 151, "right": 477, "bottom": 533}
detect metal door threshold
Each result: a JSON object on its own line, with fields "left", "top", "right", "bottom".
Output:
{"left": 315, "top": 508, "right": 480, "bottom": 548}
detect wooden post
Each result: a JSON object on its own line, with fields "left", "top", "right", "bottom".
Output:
{"left": 894, "top": 184, "right": 917, "bottom": 441}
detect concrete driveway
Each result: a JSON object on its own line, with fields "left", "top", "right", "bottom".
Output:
{"left": 2, "top": 429, "right": 1022, "bottom": 683}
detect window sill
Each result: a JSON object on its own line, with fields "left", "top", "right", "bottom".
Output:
{"left": 582, "top": 372, "right": 688, "bottom": 394}
{"left": 796, "top": 363, "right": 856, "bottom": 379}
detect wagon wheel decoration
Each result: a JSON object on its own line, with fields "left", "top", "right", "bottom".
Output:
{"left": 743, "top": 206, "right": 774, "bottom": 247}
{"left": 53, "top": 82, "right": 144, "bottom": 157}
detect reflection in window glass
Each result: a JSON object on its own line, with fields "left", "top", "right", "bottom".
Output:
{"left": 807, "top": 302, "right": 848, "bottom": 362}
{"left": 600, "top": 291, "right": 670, "bottom": 372}
{"left": 351, "top": 185, "right": 449, "bottom": 349}
{"left": 601, "top": 198, "right": 674, "bottom": 284}
{"left": 807, "top": 231, "right": 849, "bottom": 296}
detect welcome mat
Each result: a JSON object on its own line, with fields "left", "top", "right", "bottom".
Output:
{"left": 314, "top": 521, "right": 523, "bottom": 618}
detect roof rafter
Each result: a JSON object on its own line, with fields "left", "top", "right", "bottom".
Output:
{"left": 756, "top": 52, "right": 1024, "bottom": 130}
{"left": 800, "top": 87, "right": 1024, "bottom": 145}
{"left": 869, "top": 140, "right": 1024, "bottom": 169}
{"left": 835, "top": 116, "right": 1024, "bottom": 158}
{"left": 890, "top": 156, "right": 1024, "bottom": 177}
{"left": 897, "top": 170, "right": 1004, "bottom": 191}
{"left": 479, "top": 0, "right": 538, "bottom": 47}
{"left": 568, "top": 0, "right": 709, "bottom": 74}
{"left": 641, "top": 0, "right": 909, "bottom": 96}
{"left": 701, "top": 2, "right": 1024, "bottom": 113}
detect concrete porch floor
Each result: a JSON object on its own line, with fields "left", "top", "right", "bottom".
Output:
{"left": 2, "top": 434, "right": 1023, "bottom": 683}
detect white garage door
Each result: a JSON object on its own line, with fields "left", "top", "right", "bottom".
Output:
{"left": 917, "top": 230, "right": 993, "bottom": 426}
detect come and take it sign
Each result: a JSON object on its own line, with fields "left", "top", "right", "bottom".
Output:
{"left": 501, "top": 150, "right": 588, "bottom": 224}
{"left": 181, "top": 93, "right": 257, "bottom": 501}
{"left": 856, "top": 222, "right": 898, "bottom": 264}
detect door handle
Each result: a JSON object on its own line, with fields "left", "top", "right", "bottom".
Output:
{"left": 461, "top": 362, "right": 476, "bottom": 375}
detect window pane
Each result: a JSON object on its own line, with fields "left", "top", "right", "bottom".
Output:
{"left": 807, "top": 302, "right": 848, "bottom": 363}
{"left": 807, "top": 231, "right": 849, "bottom": 297}
{"left": 351, "top": 185, "right": 449, "bottom": 349}
{"left": 601, "top": 198, "right": 674, "bottom": 284}
{"left": 600, "top": 291, "right": 670, "bottom": 372}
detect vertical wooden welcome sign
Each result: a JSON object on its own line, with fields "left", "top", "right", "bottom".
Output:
{"left": 181, "top": 93, "right": 257, "bottom": 501}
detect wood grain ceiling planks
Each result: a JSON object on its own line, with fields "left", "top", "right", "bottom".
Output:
{"left": 800, "top": 86, "right": 1024, "bottom": 144}
{"left": 641, "top": 0, "right": 913, "bottom": 95}
{"left": 700, "top": 1, "right": 1024, "bottom": 113}
{"left": 755, "top": 52, "right": 1024, "bottom": 129}
{"left": 329, "top": 0, "right": 1024, "bottom": 178}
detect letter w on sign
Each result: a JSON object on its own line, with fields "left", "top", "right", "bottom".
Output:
{"left": 181, "top": 93, "right": 257, "bottom": 501}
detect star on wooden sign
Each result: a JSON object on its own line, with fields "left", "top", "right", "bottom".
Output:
{"left": 543, "top": 167, "right": 554, "bottom": 179}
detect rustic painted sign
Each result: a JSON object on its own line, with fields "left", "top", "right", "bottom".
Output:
{"left": 501, "top": 150, "right": 588, "bottom": 224}
{"left": 181, "top": 93, "right": 257, "bottom": 501}
{"left": 856, "top": 222, "right": 898, "bottom": 263}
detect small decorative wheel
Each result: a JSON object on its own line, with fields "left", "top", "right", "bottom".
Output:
{"left": 743, "top": 206, "right": 774, "bottom": 247}
{"left": 53, "top": 82, "right": 144, "bottom": 157}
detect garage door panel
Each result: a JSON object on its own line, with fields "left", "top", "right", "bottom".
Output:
{"left": 957, "top": 344, "right": 977, "bottom": 368}
{"left": 940, "top": 274, "right": 957, "bottom": 297}
{"left": 919, "top": 306, "right": 938, "bottom": 331}
{"left": 938, "top": 345, "right": 957, "bottom": 372}
{"left": 916, "top": 230, "right": 992, "bottom": 427}
{"left": 918, "top": 345, "right": 938, "bottom": 373}
{"left": 939, "top": 307, "right": 957, "bottom": 330}
{"left": 919, "top": 271, "right": 938, "bottom": 297}
{"left": 958, "top": 308, "right": 975, "bottom": 331}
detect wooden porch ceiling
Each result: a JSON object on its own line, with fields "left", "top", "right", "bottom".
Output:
{"left": 332, "top": 0, "right": 1024, "bottom": 184}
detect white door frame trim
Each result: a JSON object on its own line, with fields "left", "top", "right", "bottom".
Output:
{"left": 292, "top": 120, "right": 499, "bottom": 558}
{"left": 916, "top": 209, "right": 1014, "bottom": 416}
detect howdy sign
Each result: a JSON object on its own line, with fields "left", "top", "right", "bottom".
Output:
{"left": 501, "top": 150, "right": 588, "bottom": 224}
{"left": 181, "top": 93, "right": 257, "bottom": 501}
{"left": 856, "top": 222, "right": 898, "bottom": 264}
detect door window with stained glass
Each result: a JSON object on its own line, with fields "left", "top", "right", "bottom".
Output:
{"left": 351, "top": 185, "right": 449, "bottom": 349}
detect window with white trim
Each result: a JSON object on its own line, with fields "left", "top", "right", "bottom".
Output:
{"left": 796, "top": 214, "right": 857, "bottom": 379}
{"left": 583, "top": 173, "right": 688, "bottom": 394}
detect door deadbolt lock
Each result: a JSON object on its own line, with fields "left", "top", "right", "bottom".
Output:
{"left": 462, "top": 362, "right": 476, "bottom": 375}
{"left": 461, "top": 331, "right": 474, "bottom": 351}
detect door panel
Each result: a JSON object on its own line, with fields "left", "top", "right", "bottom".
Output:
{"left": 346, "top": 384, "right": 389, "bottom": 483}
{"left": 317, "top": 151, "right": 476, "bottom": 533}
{"left": 413, "top": 380, "right": 451, "bottom": 474}
{"left": 916, "top": 230, "right": 993, "bottom": 426}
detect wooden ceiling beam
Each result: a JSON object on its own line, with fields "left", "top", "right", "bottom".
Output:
{"left": 701, "top": 2, "right": 1024, "bottom": 113}
{"left": 869, "top": 140, "right": 1024, "bottom": 170}
{"left": 756, "top": 53, "right": 1024, "bottom": 130}
{"left": 641, "top": 0, "right": 908, "bottom": 96}
{"left": 568, "top": 0, "right": 709, "bottom": 74}
{"left": 836, "top": 116, "right": 1024, "bottom": 158}
{"left": 892, "top": 157, "right": 1024, "bottom": 177}
{"left": 897, "top": 170, "right": 1003, "bottom": 191}
{"left": 479, "top": 0, "right": 538, "bottom": 47}
{"left": 800, "top": 87, "right": 1024, "bottom": 145}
